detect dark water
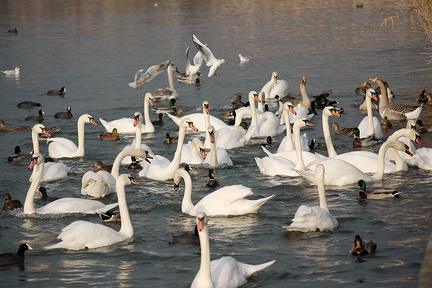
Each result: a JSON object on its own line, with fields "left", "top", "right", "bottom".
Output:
{"left": 1, "top": 0, "right": 431, "bottom": 287}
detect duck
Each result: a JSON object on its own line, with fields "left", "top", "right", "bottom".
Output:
{"left": 127, "top": 156, "right": 142, "bottom": 170}
{"left": 283, "top": 164, "right": 338, "bottom": 232}
{"left": 37, "top": 186, "right": 60, "bottom": 202}
{"left": 138, "top": 119, "right": 198, "bottom": 181}
{"left": 91, "top": 160, "right": 113, "bottom": 173}
{"left": 2, "top": 67, "right": 20, "bottom": 76}
{"left": 380, "top": 116, "right": 393, "bottom": 132}
{"left": 82, "top": 148, "right": 151, "bottom": 198}
{"left": 153, "top": 62, "right": 180, "bottom": 101}
{"left": 152, "top": 113, "right": 164, "bottom": 126}
{"left": 173, "top": 168, "right": 274, "bottom": 216}
{"left": 0, "top": 119, "right": 30, "bottom": 131}
{"left": 47, "top": 87, "right": 66, "bottom": 96}
{"left": 0, "top": 243, "right": 32, "bottom": 268}
{"left": 309, "top": 139, "right": 327, "bottom": 150}
{"left": 166, "top": 100, "right": 228, "bottom": 132}
{"left": 191, "top": 212, "right": 275, "bottom": 288}
{"left": 350, "top": 235, "right": 377, "bottom": 256}
{"left": 350, "top": 127, "right": 380, "bottom": 148}
{"left": 371, "top": 77, "right": 422, "bottom": 121}
{"left": 7, "top": 145, "right": 24, "bottom": 163}
{"left": 25, "top": 109, "right": 44, "bottom": 122}
{"left": 418, "top": 89, "right": 432, "bottom": 105}
{"left": 24, "top": 153, "right": 119, "bottom": 215}
{"left": 17, "top": 101, "right": 41, "bottom": 108}
{"left": 99, "top": 93, "right": 155, "bottom": 134}
{"left": 54, "top": 106, "right": 73, "bottom": 119}
{"left": 192, "top": 34, "right": 227, "bottom": 77}
{"left": 3, "top": 193, "right": 23, "bottom": 210}
{"left": 99, "top": 209, "right": 121, "bottom": 222}
{"left": 230, "top": 92, "right": 249, "bottom": 110}
{"left": 129, "top": 60, "right": 170, "bottom": 90}
{"left": 44, "top": 174, "right": 139, "bottom": 251}
{"left": 169, "top": 225, "right": 199, "bottom": 245}
{"left": 7, "top": 27, "right": 18, "bottom": 34}
{"left": 415, "top": 119, "right": 429, "bottom": 133}
{"left": 48, "top": 114, "right": 98, "bottom": 158}
{"left": 164, "top": 132, "right": 178, "bottom": 144}
{"left": 259, "top": 71, "right": 290, "bottom": 99}
{"left": 29, "top": 123, "right": 69, "bottom": 182}
{"left": 153, "top": 98, "right": 178, "bottom": 115}
{"left": 260, "top": 136, "right": 273, "bottom": 148}
{"left": 357, "top": 180, "right": 401, "bottom": 199}
{"left": 99, "top": 128, "right": 120, "bottom": 141}
{"left": 177, "top": 46, "right": 203, "bottom": 85}
{"left": 202, "top": 125, "right": 233, "bottom": 167}
{"left": 331, "top": 122, "right": 354, "bottom": 135}
{"left": 206, "top": 169, "right": 219, "bottom": 187}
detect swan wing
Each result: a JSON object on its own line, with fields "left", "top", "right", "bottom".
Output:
{"left": 37, "top": 198, "right": 118, "bottom": 214}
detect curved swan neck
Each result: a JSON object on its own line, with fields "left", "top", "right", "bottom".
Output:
{"left": 322, "top": 111, "right": 337, "bottom": 157}
{"left": 117, "top": 177, "right": 133, "bottom": 237}
{"left": 178, "top": 170, "right": 194, "bottom": 213}
{"left": 23, "top": 159, "right": 44, "bottom": 214}
{"left": 283, "top": 110, "right": 294, "bottom": 151}
{"left": 316, "top": 165, "right": 328, "bottom": 211}
{"left": 135, "top": 114, "right": 143, "bottom": 148}
{"left": 111, "top": 148, "right": 144, "bottom": 178}
{"left": 372, "top": 140, "right": 393, "bottom": 180}
{"left": 143, "top": 95, "right": 154, "bottom": 132}
{"left": 76, "top": 116, "right": 86, "bottom": 156}
{"left": 294, "top": 121, "right": 305, "bottom": 170}
{"left": 168, "top": 125, "right": 188, "bottom": 174}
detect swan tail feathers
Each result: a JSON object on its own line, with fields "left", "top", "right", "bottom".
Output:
{"left": 240, "top": 259, "right": 276, "bottom": 278}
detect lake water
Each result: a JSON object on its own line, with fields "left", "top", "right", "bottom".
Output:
{"left": 1, "top": 0, "right": 432, "bottom": 287}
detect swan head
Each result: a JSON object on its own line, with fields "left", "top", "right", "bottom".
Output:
{"left": 181, "top": 118, "right": 198, "bottom": 132}
{"left": 196, "top": 212, "right": 208, "bottom": 232}
{"left": 202, "top": 101, "right": 210, "bottom": 114}
{"left": 32, "top": 124, "right": 51, "bottom": 138}
{"left": 81, "top": 114, "right": 98, "bottom": 126}
{"left": 207, "top": 125, "right": 215, "bottom": 143}
{"left": 323, "top": 106, "right": 341, "bottom": 117}
{"left": 119, "top": 174, "right": 140, "bottom": 186}
{"left": 300, "top": 75, "right": 307, "bottom": 83}
{"left": 133, "top": 111, "right": 142, "bottom": 127}
{"left": 283, "top": 102, "right": 297, "bottom": 115}
{"left": 145, "top": 93, "right": 154, "bottom": 107}
{"left": 248, "top": 91, "right": 260, "bottom": 103}
{"left": 28, "top": 152, "right": 44, "bottom": 169}
{"left": 271, "top": 71, "right": 278, "bottom": 82}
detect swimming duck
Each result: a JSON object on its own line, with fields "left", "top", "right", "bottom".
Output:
{"left": 331, "top": 122, "right": 354, "bottom": 135}
{"left": 260, "top": 136, "right": 273, "bottom": 148}
{"left": 37, "top": 187, "right": 60, "bottom": 202}
{"left": 357, "top": 180, "right": 401, "bottom": 199}
{"left": 206, "top": 169, "right": 219, "bottom": 187}
{"left": 350, "top": 127, "right": 380, "bottom": 148}
{"left": 153, "top": 98, "right": 178, "bottom": 115}
{"left": 164, "top": 132, "right": 178, "bottom": 144}
{"left": 418, "top": 89, "right": 432, "bottom": 105}
{"left": 47, "top": 87, "right": 66, "bottom": 96}
{"left": 2, "top": 67, "right": 20, "bottom": 75}
{"left": 152, "top": 113, "right": 164, "bottom": 126}
{"left": 25, "top": 109, "right": 44, "bottom": 122}
{"left": 7, "top": 145, "right": 24, "bottom": 163}
{"left": 99, "top": 128, "right": 120, "bottom": 141}
{"left": 127, "top": 156, "right": 142, "bottom": 170}
{"left": 17, "top": 101, "right": 41, "bottom": 108}
{"left": 415, "top": 119, "right": 429, "bottom": 133}
{"left": 350, "top": 235, "right": 377, "bottom": 256}
{"left": 169, "top": 225, "right": 199, "bottom": 245}
{"left": 3, "top": 193, "right": 23, "bottom": 210}
{"left": 0, "top": 243, "right": 32, "bottom": 268}
{"left": 54, "top": 106, "right": 73, "bottom": 119}
{"left": 91, "top": 160, "right": 113, "bottom": 173}
{"left": 0, "top": 120, "right": 30, "bottom": 131}
{"left": 309, "top": 139, "right": 327, "bottom": 150}
{"left": 7, "top": 27, "right": 18, "bottom": 34}
{"left": 380, "top": 116, "right": 393, "bottom": 132}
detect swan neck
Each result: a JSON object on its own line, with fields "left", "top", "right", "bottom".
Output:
{"left": 135, "top": 115, "right": 143, "bottom": 147}
{"left": 76, "top": 116, "right": 86, "bottom": 156}
{"left": 168, "top": 125, "right": 187, "bottom": 175}
{"left": 179, "top": 170, "right": 194, "bottom": 213}
{"left": 198, "top": 226, "right": 213, "bottom": 287}
{"left": 118, "top": 180, "right": 133, "bottom": 237}
{"left": 283, "top": 110, "right": 294, "bottom": 151}
{"left": 32, "top": 130, "right": 40, "bottom": 154}
{"left": 294, "top": 123, "right": 305, "bottom": 170}
{"left": 365, "top": 94, "right": 375, "bottom": 137}
{"left": 111, "top": 149, "right": 138, "bottom": 178}
{"left": 317, "top": 169, "right": 328, "bottom": 211}
{"left": 143, "top": 96, "right": 154, "bottom": 132}
{"left": 372, "top": 141, "right": 391, "bottom": 180}
{"left": 249, "top": 96, "right": 258, "bottom": 127}
{"left": 322, "top": 112, "right": 337, "bottom": 157}
{"left": 23, "top": 161, "right": 43, "bottom": 214}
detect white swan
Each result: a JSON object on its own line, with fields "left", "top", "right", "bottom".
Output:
{"left": 23, "top": 153, "right": 118, "bottom": 215}
{"left": 138, "top": 119, "right": 198, "bottom": 181}
{"left": 166, "top": 100, "right": 228, "bottom": 132}
{"left": 29, "top": 124, "right": 69, "bottom": 182}
{"left": 192, "top": 34, "right": 226, "bottom": 77}
{"left": 191, "top": 212, "right": 275, "bottom": 288}
{"left": 260, "top": 71, "right": 290, "bottom": 99}
{"left": 48, "top": 114, "right": 98, "bottom": 158}
{"left": 214, "top": 122, "right": 255, "bottom": 150}
{"left": 277, "top": 101, "right": 310, "bottom": 152}
{"left": 357, "top": 88, "right": 385, "bottom": 139}
{"left": 202, "top": 125, "right": 233, "bottom": 167}
{"left": 174, "top": 169, "right": 274, "bottom": 216}
{"left": 181, "top": 138, "right": 206, "bottom": 165}
{"left": 244, "top": 91, "right": 285, "bottom": 138}
{"left": 44, "top": 174, "right": 139, "bottom": 251}
{"left": 153, "top": 62, "right": 179, "bottom": 101}
{"left": 81, "top": 148, "right": 150, "bottom": 198}
{"left": 283, "top": 164, "right": 338, "bottom": 232}
{"left": 120, "top": 111, "right": 155, "bottom": 165}
{"left": 335, "top": 128, "right": 420, "bottom": 173}
{"left": 256, "top": 119, "right": 315, "bottom": 177}
{"left": 99, "top": 92, "right": 155, "bottom": 134}
{"left": 296, "top": 140, "right": 413, "bottom": 186}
